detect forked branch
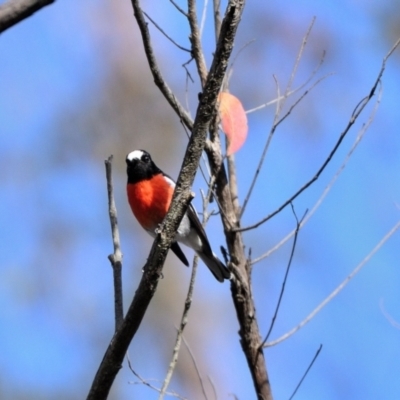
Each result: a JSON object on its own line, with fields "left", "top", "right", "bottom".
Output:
{"left": 265, "top": 219, "right": 400, "bottom": 347}
{"left": 251, "top": 81, "right": 383, "bottom": 265}
{"left": 87, "top": 1, "right": 245, "bottom": 399}
{"left": 237, "top": 38, "right": 400, "bottom": 233}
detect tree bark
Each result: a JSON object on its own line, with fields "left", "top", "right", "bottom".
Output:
{"left": 0, "top": 0, "right": 54, "bottom": 33}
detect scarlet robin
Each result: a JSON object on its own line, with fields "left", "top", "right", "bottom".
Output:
{"left": 126, "top": 150, "right": 230, "bottom": 282}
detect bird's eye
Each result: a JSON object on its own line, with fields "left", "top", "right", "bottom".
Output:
{"left": 142, "top": 154, "right": 150, "bottom": 163}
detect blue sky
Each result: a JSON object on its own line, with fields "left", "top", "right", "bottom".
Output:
{"left": 1, "top": 1, "right": 399, "bottom": 399}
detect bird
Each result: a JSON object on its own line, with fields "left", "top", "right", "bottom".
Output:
{"left": 125, "top": 149, "right": 230, "bottom": 282}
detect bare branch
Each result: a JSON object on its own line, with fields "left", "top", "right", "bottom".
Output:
{"left": 169, "top": 0, "right": 188, "bottom": 17}
{"left": 158, "top": 257, "right": 199, "bottom": 399}
{"left": 382, "top": 36, "right": 400, "bottom": 68}
{"left": 261, "top": 205, "right": 307, "bottom": 347}
{"left": 265, "top": 219, "right": 400, "bottom": 347}
{"left": 199, "top": 0, "right": 209, "bottom": 37}
{"left": 182, "top": 336, "right": 209, "bottom": 400}
{"left": 380, "top": 299, "right": 400, "bottom": 330}
{"left": 236, "top": 45, "right": 394, "bottom": 233}
{"left": 160, "top": 159, "right": 219, "bottom": 399}
{"left": 86, "top": 184, "right": 194, "bottom": 400}
{"left": 213, "top": 0, "right": 222, "bottom": 42}
{"left": 0, "top": 0, "right": 54, "bottom": 33}
{"left": 288, "top": 344, "right": 322, "bottom": 400}
{"left": 234, "top": 38, "right": 257, "bottom": 62}
{"left": 240, "top": 20, "right": 321, "bottom": 218}
{"left": 105, "top": 156, "right": 124, "bottom": 331}
{"left": 251, "top": 80, "right": 383, "bottom": 265}
{"left": 206, "top": 87, "right": 274, "bottom": 400}
{"left": 143, "top": 10, "right": 191, "bottom": 53}
{"left": 188, "top": 0, "right": 208, "bottom": 87}
{"left": 285, "top": 17, "right": 316, "bottom": 103}
{"left": 246, "top": 51, "right": 327, "bottom": 114}
{"left": 208, "top": 375, "right": 218, "bottom": 400}
{"left": 131, "top": 0, "right": 194, "bottom": 131}
{"left": 87, "top": 2, "right": 245, "bottom": 398}
{"left": 127, "top": 355, "right": 188, "bottom": 399}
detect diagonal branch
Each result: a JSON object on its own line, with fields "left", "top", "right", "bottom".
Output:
{"left": 127, "top": 356, "right": 188, "bottom": 399}
{"left": 236, "top": 38, "right": 400, "bottom": 233}
{"left": 251, "top": 80, "right": 383, "bottom": 265}
{"left": 246, "top": 50, "right": 328, "bottom": 114}
{"left": 261, "top": 205, "right": 307, "bottom": 347}
{"left": 182, "top": 336, "right": 210, "bottom": 400}
{"left": 240, "top": 19, "right": 319, "bottom": 218}
{"left": 240, "top": 71, "right": 330, "bottom": 218}
{"left": 0, "top": 0, "right": 54, "bottom": 33}
{"left": 131, "top": 0, "right": 194, "bottom": 131}
{"left": 143, "top": 10, "right": 191, "bottom": 53}
{"left": 265, "top": 219, "right": 400, "bottom": 347}
{"left": 288, "top": 344, "right": 322, "bottom": 400}
{"left": 380, "top": 299, "right": 400, "bottom": 330}
{"left": 158, "top": 257, "right": 199, "bottom": 400}
{"left": 86, "top": 2, "right": 244, "bottom": 399}
{"left": 159, "top": 175, "right": 216, "bottom": 399}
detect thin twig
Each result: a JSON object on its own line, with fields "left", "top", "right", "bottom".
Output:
{"left": 169, "top": 0, "right": 188, "bottom": 17}
{"left": 127, "top": 354, "right": 187, "bottom": 399}
{"left": 240, "top": 19, "right": 321, "bottom": 219}
{"left": 246, "top": 51, "right": 327, "bottom": 114}
{"left": 182, "top": 335, "right": 209, "bottom": 400}
{"left": 265, "top": 219, "right": 400, "bottom": 347}
{"left": 380, "top": 299, "right": 400, "bottom": 330}
{"left": 188, "top": 0, "right": 208, "bottom": 87}
{"left": 208, "top": 375, "right": 218, "bottom": 400}
{"left": 87, "top": 2, "right": 244, "bottom": 398}
{"left": 288, "top": 344, "right": 323, "bottom": 400}
{"left": 251, "top": 80, "right": 383, "bottom": 265}
{"left": 143, "top": 10, "right": 191, "bottom": 53}
{"left": 226, "top": 144, "right": 238, "bottom": 199}
{"left": 213, "top": 0, "right": 222, "bottom": 43}
{"left": 261, "top": 205, "right": 307, "bottom": 347}
{"left": 230, "top": 39, "right": 256, "bottom": 70}
{"left": 271, "top": 17, "right": 316, "bottom": 124}
{"left": 205, "top": 109, "right": 273, "bottom": 399}
{"left": 227, "top": 151, "right": 241, "bottom": 219}
{"left": 105, "top": 156, "right": 124, "bottom": 331}
{"left": 159, "top": 173, "right": 216, "bottom": 399}
{"left": 285, "top": 17, "right": 316, "bottom": 103}
{"left": 272, "top": 74, "right": 332, "bottom": 131}
{"left": 0, "top": 0, "right": 54, "bottom": 33}
{"left": 131, "top": 0, "right": 194, "bottom": 131}
{"left": 182, "top": 58, "right": 195, "bottom": 83}
{"left": 236, "top": 43, "right": 395, "bottom": 233}
{"left": 199, "top": 0, "right": 209, "bottom": 37}
{"left": 239, "top": 75, "right": 281, "bottom": 219}
{"left": 158, "top": 257, "right": 199, "bottom": 399}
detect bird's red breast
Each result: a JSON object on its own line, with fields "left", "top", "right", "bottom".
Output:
{"left": 127, "top": 173, "right": 174, "bottom": 231}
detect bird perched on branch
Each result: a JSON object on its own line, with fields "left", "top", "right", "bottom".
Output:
{"left": 126, "top": 149, "right": 230, "bottom": 282}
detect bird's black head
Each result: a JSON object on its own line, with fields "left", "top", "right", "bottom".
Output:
{"left": 126, "top": 150, "right": 161, "bottom": 184}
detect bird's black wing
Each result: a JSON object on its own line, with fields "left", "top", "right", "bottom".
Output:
{"left": 187, "top": 204, "right": 230, "bottom": 281}
{"left": 187, "top": 204, "right": 213, "bottom": 255}
{"left": 171, "top": 242, "right": 189, "bottom": 266}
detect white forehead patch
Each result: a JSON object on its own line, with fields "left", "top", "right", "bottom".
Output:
{"left": 126, "top": 150, "right": 144, "bottom": 162}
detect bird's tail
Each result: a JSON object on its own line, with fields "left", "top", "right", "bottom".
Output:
{"left": 198, "top": 251, "right": 231, "bottom": 282}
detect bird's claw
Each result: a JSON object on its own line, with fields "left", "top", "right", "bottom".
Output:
{"left": 155, "top": 223, "right": 164, "bottom": 235}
